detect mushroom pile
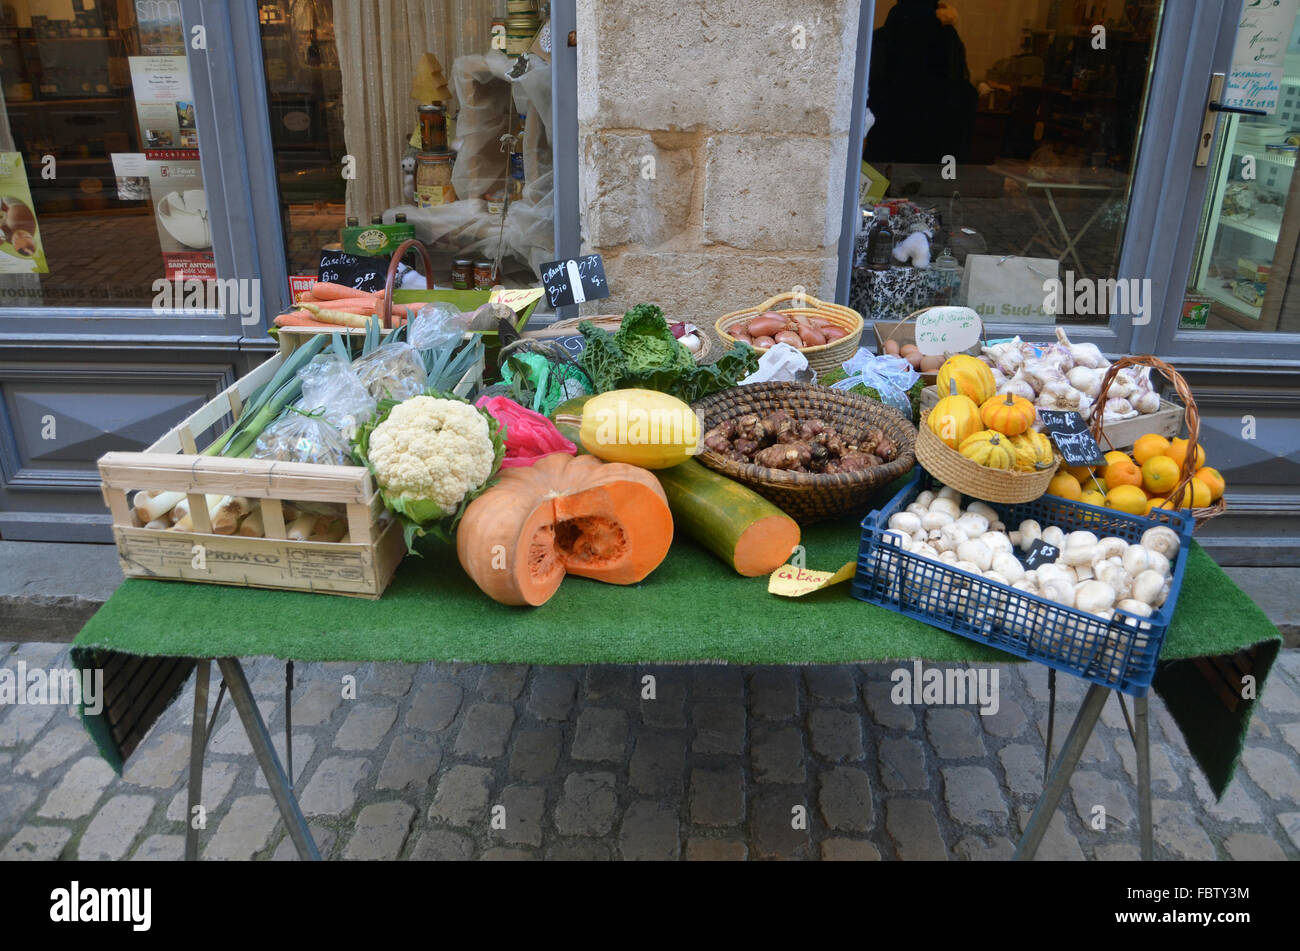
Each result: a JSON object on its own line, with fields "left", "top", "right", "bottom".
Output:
{"left": 876, "top": 484, "right": 1181, "bottom": 638}
{"left": 980, "top": 328, "right": 1161, "bottom": 426}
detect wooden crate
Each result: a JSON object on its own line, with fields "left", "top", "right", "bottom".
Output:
{"left": 275, "top": 326, "right": 485, "bottom": 396}
{"left": 919, "top": 385, "right": 1185, "bottom": 449}
{"left": 97, "top": 355, "right": 407, "bottom": 599}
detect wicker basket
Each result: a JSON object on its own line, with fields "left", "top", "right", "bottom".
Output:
{"left": 528, "top": 315, "right": 721, "bottom": 364}
{"left": 1087, "top": 355, "right": 1226, "bottom": 531}
{"left": 692, "top": 382, "right": 917, "bottom": 524}
{"left": 715, "top": 292, "right": 863, "bottom": 375}
{"left": 915, "top": 411, "right": 1060, "bottom": 504}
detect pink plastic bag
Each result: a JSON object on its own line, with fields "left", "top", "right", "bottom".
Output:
{"left": 475, "top": 395, "right": 576, "bottom": 468}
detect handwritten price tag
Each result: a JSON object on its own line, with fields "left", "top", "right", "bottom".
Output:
{"left": 914, "top": 306, "right": 982, "bottom": 356}
{"left": 539, "top": 254, "right": 609, "bottom": 308}
{"left": 768, "top": 561, "right": 857, "bottom": 598}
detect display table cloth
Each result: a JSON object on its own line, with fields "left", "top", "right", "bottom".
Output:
{"left": 73, "top": 509, "right": 1281, "bottom": 801}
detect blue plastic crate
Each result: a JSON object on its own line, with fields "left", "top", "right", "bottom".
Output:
{"left": 850, "top": 470, "right": 1194, "bottom": 696}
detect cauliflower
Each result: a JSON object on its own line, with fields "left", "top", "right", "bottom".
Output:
{"left": 365, "top": 396, "right": 497, "bottom": 526}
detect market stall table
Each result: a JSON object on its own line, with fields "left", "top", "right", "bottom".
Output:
{"left": 72, "top": 512, "right": 1281, "bottom": 861}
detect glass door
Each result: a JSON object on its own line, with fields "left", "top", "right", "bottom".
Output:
{"left": 1153, "top": 0, "right": 1300, "bottom": 353}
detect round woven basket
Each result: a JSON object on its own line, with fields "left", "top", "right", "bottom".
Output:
{"left": 715, "top": 292, "right": 863, "bottom": 375}
{"left": 1087, "top": 355, "right": 1225, "bottom": 531}
{"left": 535, "top": 315, "right": 721, "bottom": 364}
{"left": 692, "top": 382, "right": 916, "bottom": 524}
{"left": 916, "top": 411, "right": 1060, "bottom": 504}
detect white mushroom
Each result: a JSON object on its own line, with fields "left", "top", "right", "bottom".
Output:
{"left": 916, "top": 490, "right": 936, "bottom": 509}
{"left": 929, "top": 497, "right": 962, "bottom": 520}
{"left": 1074, "top": 564, "right": 1095, "bottom": 582}
{"left": 1039, "top": 576, "right": 1075, "bottom": 607}
{"left": 956, "top": 539, "right": 994, "bottom": 572}
{"left": 953, "top": 560, "right": 985, "bottom": 578}
{"left": 889, "top": 512, "right": 923, "bottom": 534}
{"left": 1141, "top": 525, "right": 1181, "bottom": 560}
{"left": 980, "top": 531, "right": 1014, "bottom": 555}
{"left": 906, "top": 502, "right": 928, "bottom": 517}
{"left": 913, "top": 542, "right": 940, "bottom": 560}
{"left": 1131, "top": 569, "right": 1166, "bottom": 606}
{"left": 936, "top": 523, "right": 967, "bottom": 553}
{"left": 1146, "top": 552, "right": 1171, "bottom": 578}
{"left": 1062, "top": 543, "right": 1099, "bottom": 566}
{"left": 1095, "top": 562, "right": 1132, "bottom": 600}
{"left": 1075, "top": 580, "right": 1117, "bottom": 614}
{"left": 1122, "top": 544, "right": 1152, "bottom": 577}
{"left": 966, "top": 501, "right": 999, "bottom": 524}
{"left": 936, "top": 485, "right": 961, "bottom": 503}
{"left": 921, "top": 510, "right": 954, "bottom": 532}
{"left": 1066, "top": 530, "right": 1099, "bottom": 549}
{"left": 1011, "top": 579, "right": 1039, "bottom": 597}
{"left": 1009, "top": 531, "right": 1023, "bottom": 547}
{"left": 1116, "top": 598, "right": 1152, "bottom": 618}
{"left": 1096, "top": 537, "right": 1128, "bottom": 562}
{"left": 991, "top": 552, "right": 1025, "bottom": 583}
{"left": 937, "top": 550, "right": 959, "bottom": 564}
{"left": 955, "top": 513, "right": 990, "bottom": 538}
{"left": 990, "top": 520, "right": 1006, "bottom": 533}
{"left": 1017, "top": 520, "right": 1042, "bottom": 552}
{"left": 1041, "top": 525, "right": 1066, "bottom": 549}
{"left": 984, "top": 570, "right": 1010, "bottom": 587}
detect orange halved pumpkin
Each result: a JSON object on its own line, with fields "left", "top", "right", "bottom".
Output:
{"left": 456, "top": 452, "right": 674, "bottom": 606}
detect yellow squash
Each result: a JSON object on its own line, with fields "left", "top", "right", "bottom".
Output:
{"left": 959, "top": 429, "right": 1017, "bottom": 470}
{"left": 927, "top": 382, "right": 982, "bottom": 449}
{"left": 936, "top": 354, "right": 995, "bottom": 406}
{"left": 576, "top": 389, "right": 702, "bottom": 469}
{"left": 1009, "top": 429, "right": 1054, "bottom": 472}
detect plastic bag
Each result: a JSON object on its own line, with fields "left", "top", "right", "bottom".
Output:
{"left": 829, "top": 349, "right": 919, "bottom": 417}
{"left": 297, "top": 354, "right": 377, "bottom": 441}
{"left": 352, "top": 342, "right": 427, "bottom": 402}
{"left": 740, "top": 342, "right": 812, "bottom": 385}
{"left": 409, "top": 302, "right": 471, "bottom": 352}
{"left": 253, "top": 411, "right": 352, "bottom": 465}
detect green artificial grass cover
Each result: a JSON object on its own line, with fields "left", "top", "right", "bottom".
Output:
{"left": 73, "top": 502, "right": 1279, "bottom": 796}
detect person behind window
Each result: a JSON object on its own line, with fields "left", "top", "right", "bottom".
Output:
{"left": 863, "top": 0, "right": 977, "bottom": 166}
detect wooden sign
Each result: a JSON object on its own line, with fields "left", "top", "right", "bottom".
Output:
{"left": 539, "top": 254, "right": 609, "bottom": 308}
{"left": 914, "top": 306, "right": 982, "bottom": 356}
{"left": 1022, "top": 539, "right": 1060, "bottom": 570}
{"left": 1036, "top": 410, "right": 1106, "bottom": 468}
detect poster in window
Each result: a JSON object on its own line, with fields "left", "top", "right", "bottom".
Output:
{"left": 0, "top": 153, "right": 48, "bottom": 274}
{"left": 135, "top": 0, "right": 186, "bottom": 55}
{"left": 147, "top": 159, "right": 215, "bottom": 281}
{"left": 129, "top": 56, "right": 199, "bottom": 159}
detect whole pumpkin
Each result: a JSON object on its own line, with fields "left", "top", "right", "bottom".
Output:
{"left": 936, "top": 354, "right": 995, "bottom": 406}
{"left": 1009, "top": 429, "right": 1055, "bottom": 472}
{"left": 980, "top": 392, "right": 1036, "bottom": 437}
{"left": 959, "top": 430, "right": 1017, "bottom": 470}
{"left": 457, "top": 453, "right": 673, "bottom": 606}
{"left": 927, "top": 383, "right": 982, "bottom": 449}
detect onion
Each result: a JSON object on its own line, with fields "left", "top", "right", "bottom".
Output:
{"left": 747, "top": 314, "right": 786, "bottom": 337}
{"left": 775, "top": 330, "right": 803, "bottom": 348}
{"left": 822, "top": 327, "right": 847, "bottom": 342}
{"left": 754, "top": 335, "right": 776, "bottom": 348}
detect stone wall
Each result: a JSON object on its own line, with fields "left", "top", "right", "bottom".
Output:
{"left": 575, "top": 0, "right": 861, "bottom": 322}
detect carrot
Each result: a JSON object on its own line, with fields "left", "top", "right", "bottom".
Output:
{"left": 307, "top": 282, "right": 374, "bottom": 301}
{"left": 300, "top": 298, "right": 379, "bottom": 315}
{"left": 297, "top": 302, "right": 369, "bottom": 328}
{"left": 273, "top": 311, "right": 339, "bottom": 331}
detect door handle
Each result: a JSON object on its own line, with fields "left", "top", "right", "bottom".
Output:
{"left": 1198, "top": 72, "right": 1271, "bottom": 166}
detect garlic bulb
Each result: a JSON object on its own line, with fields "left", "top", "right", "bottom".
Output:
{"left": 1023, "top": 358, "right": 1069, "bottom": 391}
{"left": 1103, "top": 397, "right": 1137, "bottom": 421}
{"left": 1067, "top": 366, "right": 1105, "bottom": 398}
{"left": 1055, "top": 327, "right": 1108, "bottom": 368}
{"left": 1002, "top": 373, "right": 1037, "bottom": 401}
{"left": 1132, "top": 390, "right": 1160, "bottom": 414}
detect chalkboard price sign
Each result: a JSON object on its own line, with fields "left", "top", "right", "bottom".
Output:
{"left": 318, "top": 249, "right": 387, "bottom": 293}
{"left": 1036, "top": 410, "right": 1106, "bottom": 468}
{"left": 539, "top": 254, "right": 609, "bottom": 308}
{"left": 1022, "top": 539, "right": 1060, "bottom": 570}
{"left": 550, "top": 334, "right": 587, "bottom": 359}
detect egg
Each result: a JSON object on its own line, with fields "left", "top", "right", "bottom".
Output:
{"left": 883, "top": 339, "right": 901, "bottom": 356}
{"left": 905, "top": 351, "right": 923, "bottom": 368}
{"left": 919, "top": 354, "right": 944, "bottom": 372}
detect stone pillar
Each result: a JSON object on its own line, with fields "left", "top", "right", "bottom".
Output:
{"left": 576, "top": 0, "right": 861, "bottom": 322}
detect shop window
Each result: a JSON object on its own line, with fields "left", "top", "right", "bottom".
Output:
{"left": 855, "top": 0, "right": 1160, "bottom": 329}
{"left": 0, "top": 0, "right": 216, "bottom": 309}
{"left": 257, "top": 0, "right": 555, "bottom": 292}
{"left": 1183, "top": 3, "right": 1300, "bottom": 335}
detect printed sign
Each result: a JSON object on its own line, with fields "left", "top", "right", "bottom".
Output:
{"left": 1037, "top": 410, "right": 1106, "bottom": 468}
{"left": 318, "top": 249, "right": 385, "bottom": 292}
{"left": 0, "top": 153, "right": 48, "bottom": 273}
{"left": 1022, "top": 539, "right": 1060, "bottom": 571}
{"left": 289, "top": 276, "right": 317, "bottom": 302}
{"left": 147, "top": 158, "right": 214, "bottom": 280}
{"left": 1225, "top": 0, "right": 1299, "bottom": 114}
{"left": 539, "top": 254, "right": 609, "bottom": 308}
{"left": 130, "top": 56, "right": 199, "bottom": 158}
{"left": 111, "top": 153, "right": 150, "bottom": 201}
{"left": 768, "top": 561, "right": 856, "bottom": 598}
{"left": 914, "top": 306, "right": 982, "bottom": 356}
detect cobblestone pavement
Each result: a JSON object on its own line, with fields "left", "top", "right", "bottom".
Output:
{"left": 2, "top": 640, "right": 1297, "bottom": 861}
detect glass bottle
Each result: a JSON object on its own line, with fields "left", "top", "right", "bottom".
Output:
{"left": 867, "top": 205, "right": 894, "bottom": 271}
{"left": 932, "top": 246, "right": 961, "bottom": 305}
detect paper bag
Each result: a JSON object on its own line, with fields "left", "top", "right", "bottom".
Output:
{"left": 961, "top": 254, "right": 1058, "bottom": 323}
